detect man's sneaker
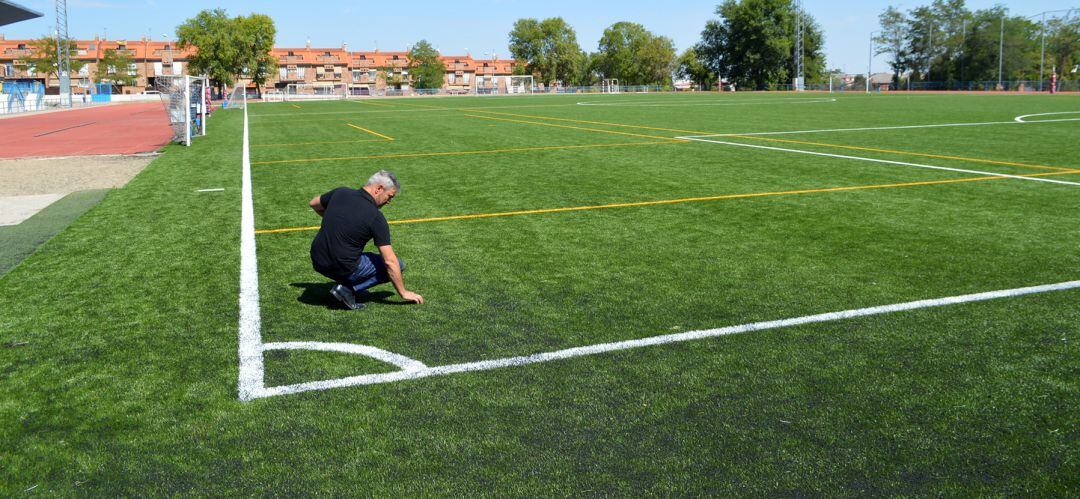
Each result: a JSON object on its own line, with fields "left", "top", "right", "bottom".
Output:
{"left": 330, "top": 284, "right": 364, "bottom": 310}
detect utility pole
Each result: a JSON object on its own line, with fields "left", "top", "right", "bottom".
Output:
{"left": 794, "top": 0, "right": 803, "bottom": 91}
{"left": 997, "top": 15, "right": 1004, "bottom": 88}
{"left": 868, "top": 30, "right": 880, "bottom": 93}
{"left": 55, "top": 0, "right": 72, "bottom": 107}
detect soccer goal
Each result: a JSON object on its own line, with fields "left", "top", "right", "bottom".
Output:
{"left": 263, "top": 91, "right": 284, "bottom": 102}
{"left": 285, "top": 83, "right": 346, "bottom": 101}
{"left": 224, "top": 85, "right": 246, "bottom": 110}
{"left": 155, "top": 75, "right": 209, "bottom": 146}
{"left": 508, "top": 75, "right": 535, "bottom": 94}
{"left": 602, "top": 79, "right": 621, "bottom": 94}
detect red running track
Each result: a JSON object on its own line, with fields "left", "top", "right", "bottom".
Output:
{"left": 0, "top": 102, "right": 173, "bottom": 159}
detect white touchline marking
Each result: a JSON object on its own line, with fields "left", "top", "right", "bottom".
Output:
{"left": 1014, "top": 111, "right": 1080, "bottom": 123}
{"left": 576, "top": 97, "right": 837, "bottom": 107}
{"left": 237, "top": 103, "right": 266, "bottom": 401}
{"left": 249, "top": 279, "right": 1080, "bottom": 399}
{"left": 675, "top": 136, "right": 1080, "bottom": 187}
{"left": 685, "top": 120, "right": 1028, "bottom": 138}
{"left": 197, "top": 188, "right": 225, "bottom": 192}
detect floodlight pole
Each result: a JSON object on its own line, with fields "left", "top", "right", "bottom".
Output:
{"left": 868, "top": 30, "right": 880, "bottom": 93}
{"left": 997, "top": 15, "right": 1004, "bottom": 88}
{"left": 1026, "top": 10, "right": 1075, "bottom": 92}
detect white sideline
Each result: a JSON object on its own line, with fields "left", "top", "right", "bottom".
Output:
{"left": 675, "top": 136, "right": 1080, "bottom": 187}
{"left": 252, "top": 280, "right": 1080, "bottom": 399}
{"left": 576, "top": 97, "right": 837, "bottom": 107}
{"left": 237, "top": 100, "right": 266, "bottom": 401}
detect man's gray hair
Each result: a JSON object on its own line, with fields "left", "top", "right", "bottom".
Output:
{"left": 366, "top": 170, "right": 400, "bottom": 192}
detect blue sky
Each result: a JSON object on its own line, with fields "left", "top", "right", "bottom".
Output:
{"left": 2, "top": 0, "right": 1070, "bottom": 74}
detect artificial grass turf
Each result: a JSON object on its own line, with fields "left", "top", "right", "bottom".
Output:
{"left": 2, "top": 93, "right": 1078, "bottom": 494}
{"left": 0, "top": 189, "right": 109, "bottom": 276}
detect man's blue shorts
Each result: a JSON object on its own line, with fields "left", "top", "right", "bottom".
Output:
{"left": 343, "top": 252, "right": 404, "bottom": 294}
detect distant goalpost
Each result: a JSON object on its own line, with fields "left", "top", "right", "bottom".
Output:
{"left": 602, "top": 79, "right": 620, "bottom": 94}
{"left": 155, "top": 75, "right": 209, "bottom": 146}
{"left": 508, "top": 75, "right": 534, "bottom": 94}
{"left": 284, "top": 83, "right": 346, "bottom": 101}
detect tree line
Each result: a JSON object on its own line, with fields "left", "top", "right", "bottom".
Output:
{"left": 23, "top": 0, "right": 833, "bottom": 93}
{"left": 509, "top": 0, "right": 826, "bottom": 90}
{"left": 875, "top": 0, "right": 1079, "bottom": 86}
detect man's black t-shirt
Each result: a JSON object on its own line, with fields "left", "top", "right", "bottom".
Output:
{"left": 310, "top": 187, "right": 391, "bottom": 281}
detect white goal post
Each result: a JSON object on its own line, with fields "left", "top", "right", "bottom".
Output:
{"left": 155, "top": 75, "right": 209, "bottom": 146}
{"left": 602, "top": 79, "right": 621, "bottom": 94}
{"left": 508, "top": 75, "right": 534, "bottom": 94}
{"left": 284, "top": 83, "right": 346, "bottom": 101}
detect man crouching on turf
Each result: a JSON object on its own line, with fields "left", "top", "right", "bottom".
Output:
{"left": 309, "top": 170, "right": 424, "bottom": 310}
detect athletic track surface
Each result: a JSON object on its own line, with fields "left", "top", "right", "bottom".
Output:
{"left": 0, "top": 102, "right": 173, "bottom": 159}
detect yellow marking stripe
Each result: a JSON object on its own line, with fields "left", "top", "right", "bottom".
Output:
{"left": 253, "top": 138, "right": 389, "bottom": 148}
{"left": 353, "top": 99, "right": 398, "bottom": 108}
{"left": 467, "top": 109, "right": 715, "bottom": 136}
{"left": 463, "top": 114, "right": 688, "bottom": 141}
{"left": 728, "top": 135, "right": 1072, "bottom": 172}
{"left": 253, "top": 169, "right": 1080, "bottom": 235}
{"left": 291, "top": 104, "right": 301, "bottom": 109}
{"left": 251, "top": 140, "right": 680, "bottom": 165}
{"left": 346, "top": 123, "right": 395, "bottom": 141}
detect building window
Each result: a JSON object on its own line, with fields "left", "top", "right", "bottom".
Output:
{"left": 17, "top": 43, "right": 26, "bottom": 49}
{"left": 368, "top": 70, "right": 376, "bottom": 79}
{"left": 287, "top": 51, "right": 294, "bottom": 56}
{"left": 89, "top": 43, "right": 96, "bottom": 50}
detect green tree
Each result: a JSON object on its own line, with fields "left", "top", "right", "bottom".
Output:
{"left": 596, "top": 22, "right": 677, "bottom": 86}
{"left": 1045, "top": 15, "right": 1079, "bottom": 84}
{"left": 407, "top": 40, "right": 445, "bottom": 89}
{"left": 696, "top": 0, "right": 825, "bottom": 89}
{"left": 235, "top": 13, "right": 277, "bottom": 98}
{"left": 95, "top": 48, "right": 138, "bottom": 89}
{"left": 176, "top": 8, "right": 241, "bottom": 95}
{"left": 568, "top": 51, "right": 600, "bottom": 86}
{"left": 508, "top": 17, "right": 582, "bottom": 86}
{"left": 26, "top": 36, "right": 87, "bottom": 87}
{"left": 676, "top": 47, "right": 714, "bottom": 89}
{"left": 875, "top": 6, "right": 910, "bottom": 86}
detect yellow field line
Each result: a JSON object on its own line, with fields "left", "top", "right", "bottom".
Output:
{"left": 352, "top": 99, "right": 399, "bottom": 108}
{"left": 291, "top": 104, "right": 301, "bottom": 109}
{"left": 346, "top": 123, "right": 395, "bottom": 141}
{"left": 251, "top": 140, "right": 680, "bottom": 165}
{"left": 253, "top": 169, "right": 1080, "bottom": 234}
{"left": 730, "top": 135, "right": 1073, "bottom": 172}
{"left": 463, "top": 114, "right": 688, "bottom": 142}
{"left": 466, "top": 108, "right": 716, "bottom": 136}
{"left": 253, "top": 138, "right": 390, "bottom": 148}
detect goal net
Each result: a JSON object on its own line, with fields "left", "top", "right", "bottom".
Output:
{"left": 508, "top": 75, "right": 534, "bottom": 94}
{"left": 224, "top": 85, "right": 246, "bottom": 110}
{"left": 155, "top": 75, "right": 209, "bottom": 146}
{"left": 263, "top": 91, "right": 284, "bottom": 102}
{"left": 285, "top": 83, "right": 346, "bottom": 101}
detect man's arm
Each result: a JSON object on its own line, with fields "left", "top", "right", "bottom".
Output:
{"left": 309, "top": 195, "right": 326, "bottom": 217}
{"left": 377, "top": 244, "right": 424, "bottom": 304}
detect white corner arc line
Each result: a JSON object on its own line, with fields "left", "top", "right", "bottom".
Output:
{"left": 676, "top": 136, "right": 1080, "bottom": 187}
{"left": 263, "top": 342, "right": 428, "bottom": 371}
{"left": 250, "top": 279, "right": 1080, "bottom": 399}
{"left": 238, "top": 102, "right": 267, "bottom": 402}
{"left": 1014, "top": 111, "right": 1080, "bottom": 123}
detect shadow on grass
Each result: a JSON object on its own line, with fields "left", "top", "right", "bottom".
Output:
{"left": 290, "top": 282, "right": 406, "bottom": 309}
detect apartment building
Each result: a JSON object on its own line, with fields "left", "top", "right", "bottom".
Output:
{"left": 0, "top": 35, "right": 519, "bottom": 95}
{"left": 0, "top": 34, "right": 191, "bottom": 94}
{"left": 267, "top": 41, "right": 518, "bottom": 95}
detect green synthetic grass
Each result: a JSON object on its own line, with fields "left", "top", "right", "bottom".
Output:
{"left": 1, "top": 92, "right": 1078, "bottom": 494}
{"left": 0, "top": 189, "right": 109, "bottom": 276}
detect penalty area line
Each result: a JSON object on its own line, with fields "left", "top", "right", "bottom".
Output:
{"left": 252, "top": 279, "right": 1080, "bottom": 399}
{"left": 678, "top": 136, "right": 1080, "bottom": 187}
